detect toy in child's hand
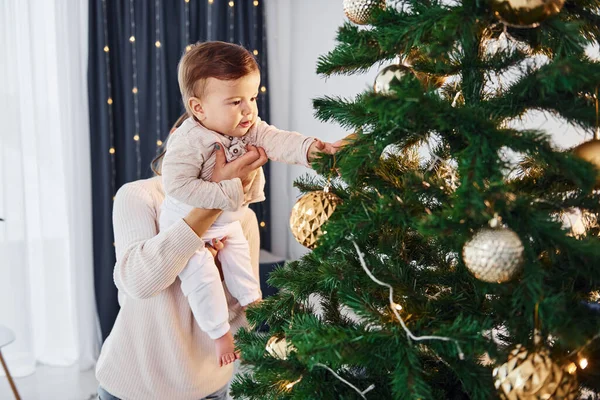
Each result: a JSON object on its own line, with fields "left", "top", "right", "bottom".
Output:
{"left": 225, "top": 138, "right": 247, "bottom": 162}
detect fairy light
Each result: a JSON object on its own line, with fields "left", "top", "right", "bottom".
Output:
{"left": 260, "top": 86, "right": 267, "bottom": 93}
{"left": 393, "top": 303, "right": 403, "bottom": 311}
{"left": 352, "top": 241, "right": 465, "bottom": 359}
{"left": 155, "top": 0, "right": 163, "bottom": 150}
{"left": 228, "top": 1, "right": 235, "bottom": 43}
{"left": 579, "top": 358, "right": 588, "bottom": 369}
{"left": 253, "top": 0, "right": 259, "bottom": 5}
{"left": 284, "top": 376, "right": 303, "bottom": 390}
{"left": 260, "top": 221, "right": 266, "bottom": 227}
{"left": 129, "top": 0, "right": 141, "bottom": 178}
{"left": 184, "top": 0, "right": 190, "bottom": 50}
{"left": 207, "top": 0, "right": 214, "bottom": 40}
{"left": 253, "top": 49, "right": 258, "bottom": 55}
{"left": 101, "top": 0, "right": 116, "bottom": 198}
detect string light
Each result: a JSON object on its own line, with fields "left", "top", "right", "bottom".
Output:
{"left": 253, "top": 0, "right": 259, "bottom": 5}
{"left": 352, "top": 241, "right": 465, "bottom": 359}
{"left": 155, "top": 0, "right": 163, "bottom": 150}
{"left": 184, "top": 0, "right": 190, "bottom": 51}
{"left": 579, "top": 358, "right": 588, "bottom": 369}
{"left": 129, "top": 0, "right": 141, "bottom": 177}
{"left": 313, "top": 364, "right": 375, "bottom": 399}
{"left": 253, "top": 49, "right": 259, "bottom": 55}
{"left": 284, "top": 376, "right": 303, "bottom": 390}
{"left": 228, "top": 0, "right": 235, "bottom": 42}
{"left": 260, "top": 221, "right": 266, "bottom": 227}
{"left": 260, "top": 86, "right": 267, "bottom": 93}
{"left": 101, "top": 0, "right": 116, "bottom": 199}
{"left": 207, "top": 0, "right": 214, "bottom": 40}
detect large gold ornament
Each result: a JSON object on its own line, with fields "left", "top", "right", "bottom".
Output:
{"left": 493, "top": 344, "right": 578, "bottom": 399}
{"left": 290, "top": 189, "right": 340, "bottom": 249}
{"left": 265, "top": 336, "right": 296, "bottom": 360}
{"left": 573, "top": 139, "right": 600, "bottom": 188}
{"left": 490, "top": 0, "right": 565, "bottom": 28}
{"left": 343, "top": 0, "right": 386, "bottom": 25}
{"left": 463, "top": 217, "right": 524, "bottom": 283}
{"left": 374, "top": 65, "right": 413, "bottom": 95}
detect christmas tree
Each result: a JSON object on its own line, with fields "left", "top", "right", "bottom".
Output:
{"left": 232, "top": 0, "right": 600, "bottom": 398}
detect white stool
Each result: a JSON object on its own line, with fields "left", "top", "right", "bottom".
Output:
{"left": 0, "top": 325, "right": 21, "bottom": 400}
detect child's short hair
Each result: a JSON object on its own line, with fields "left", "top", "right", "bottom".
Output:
{"left": 177, "top": 41, "right": 259, "bottom": 117}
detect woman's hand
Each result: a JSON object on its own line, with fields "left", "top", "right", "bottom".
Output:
{"left": 211, "top": 143, "right": 267, "bottom": 187}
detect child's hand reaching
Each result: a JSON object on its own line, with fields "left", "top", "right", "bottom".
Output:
{"left": 308, "top": 139, "right": 338, "bottom": 161}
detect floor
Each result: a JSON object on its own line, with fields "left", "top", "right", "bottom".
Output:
{"left": 0, "top": 363, "right": 98, "bottom": 400}
{"left": 0, "top": 362, "right": 245, "bottom": 400}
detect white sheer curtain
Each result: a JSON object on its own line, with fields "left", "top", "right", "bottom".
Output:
{"left": 0, "top": 0, "right": 99, "bottom": 377}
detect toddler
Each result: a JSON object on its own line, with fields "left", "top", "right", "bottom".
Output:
{"left": 159, "top": 41, "right": 336, "bottom": 367}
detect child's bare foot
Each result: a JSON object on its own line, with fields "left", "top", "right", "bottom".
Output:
{"left": 215, "top": 332, "right": 236, "bottom": 367}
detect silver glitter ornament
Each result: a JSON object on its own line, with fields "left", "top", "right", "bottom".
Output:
{"left": 343, "top": 0, "right": 386, "bottom": 25}
{"left": 374, "top": 64, "right": 412, "bottom": 95}
{"left": 463, "top": 216, "right": 524, "bottom": 283}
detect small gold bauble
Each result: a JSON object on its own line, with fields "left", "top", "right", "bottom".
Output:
{"left": 463, "top": 225, "right": 524, "bottom": 283}
{"left": 493, "top": 344, "right": 578, "bottom": 399}
{"left": 265, "top": 336, "right": 296, "bottom": 360}
{"left": 343, "top": 0, "right": 386, "bottom": 25}
{"left": 490, "top": 0, "right": 565, "bottom": 28}
{"left": 573, "top": 139, "right": 600, "bottom": 187}
{"left": 290, "top": 190, "right": 340, "bottom": 249}
{"left": 374, "top": 64, "right": 413, "bottom": 95}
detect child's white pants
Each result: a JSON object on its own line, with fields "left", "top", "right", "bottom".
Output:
{"left": 160, "top": 197, "right": 261, "bottom": 339}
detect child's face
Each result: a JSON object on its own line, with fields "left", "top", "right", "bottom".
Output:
{"left": 194, "top": 70, "right": 260, "bottom": 137}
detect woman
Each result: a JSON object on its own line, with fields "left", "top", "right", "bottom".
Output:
{"left": 96, "top": 115, "right": 268, "bottom": 399}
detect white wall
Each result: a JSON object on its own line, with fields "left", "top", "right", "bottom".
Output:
{"left": 266, "top": 0, "right": 380, "bottom": 260}
{"left": 265, "top": 0, "right": 596, "bottom": 260}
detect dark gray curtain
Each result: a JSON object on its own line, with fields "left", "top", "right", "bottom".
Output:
{"left": 88, "top": 0, "right": 271, "bottom": 340}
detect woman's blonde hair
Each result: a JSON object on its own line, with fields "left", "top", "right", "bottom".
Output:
{"left": 151, "top": 113, "right": 189, "bottom": 176}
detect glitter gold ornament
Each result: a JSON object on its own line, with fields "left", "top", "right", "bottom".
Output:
{"left": 266, "top": 336, "right": 296, "bottom": 360}
{"left": 463, "top": 215, "right": 524, "bottom": 283}
{"left": 343, "top": 0, "right": 386, "bottom": 25}
{"left": 374, "top": 65, "right": 413, "bottom": 95}
{"left": 490, "top": 0, "right": 565, "bottom": 28}
{"left": 573, "top": 139, "right": 600, "bottom": 187}
{"left": 290, "top": 189, "right": 340, "bottom": 249}
{"left": 493, "top": 344, "right": 578, "bottom": 399}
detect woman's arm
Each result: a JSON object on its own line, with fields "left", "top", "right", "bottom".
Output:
{"left": 112, "top": 184, "right": 220, "bottom": 299}
{"left": 112, "top": 145, "right": 267, "bottom": 299}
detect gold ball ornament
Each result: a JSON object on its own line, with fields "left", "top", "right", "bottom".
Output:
{"left": 493, "top": 344, "right": 578, "bottom": 399}
{"left": 266, "top": 336, "right": 296, "bottom": 360}
{"left": 374, "top": 64, "right": 413, "bottom": 95}
{"left": 343, "top": 0, "right": 386, "bottom": 25}
{"left": 463, "top": 218, "right": 524, "bottom": 283}
{"left": 573, "top": 139, "right": 600, "bottom": 188}
{"left": 490, "top": 0, "right": 565, "bottom": 28}
{"left": 290, "top": 190, "right": 340, "bottom": 249}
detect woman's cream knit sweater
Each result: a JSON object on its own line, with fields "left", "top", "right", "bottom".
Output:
{"left": 95, "top": 176, "right": 260, "bottom": 399}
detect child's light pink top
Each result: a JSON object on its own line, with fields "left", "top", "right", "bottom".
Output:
{"left": 161, "top": 117, "right": 315, "bottom": 211}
